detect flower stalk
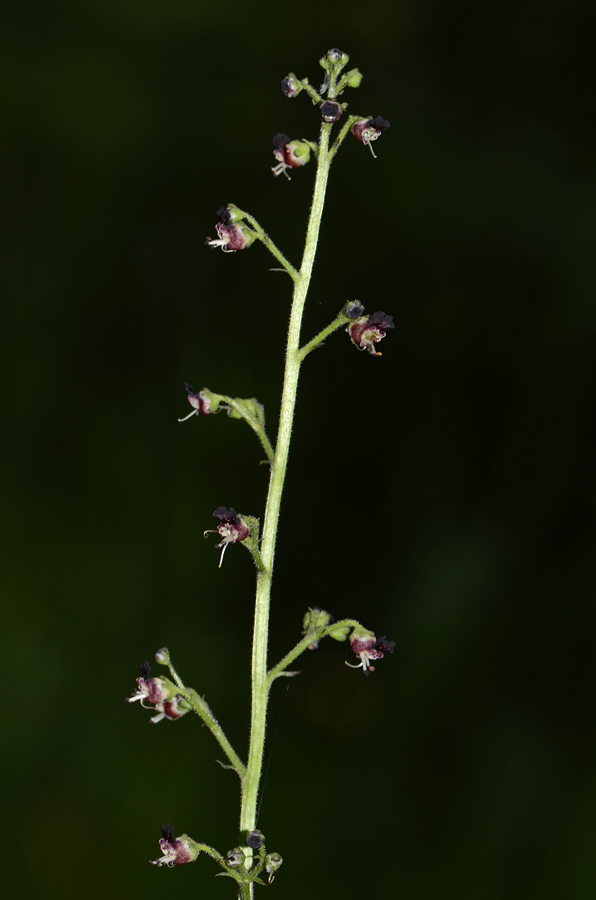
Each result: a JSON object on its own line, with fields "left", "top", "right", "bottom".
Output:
{"left": 239, "top": 113, "right": 335, "bottom": 855}
{"left": 128, "top": 48, "right": 395, "bottom": 896}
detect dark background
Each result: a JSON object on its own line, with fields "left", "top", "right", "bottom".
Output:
{"left": 2, "top": 1, "right": 595, "bottom": 898}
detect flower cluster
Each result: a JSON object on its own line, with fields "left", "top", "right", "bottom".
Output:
{"left": 348, "top": 629, "right": 395, "bottom": 674}
{"left": 126, "top": 661, "right": 190, "bottom": 724}
{"left": 345, "top": 304, "right": 395, "bottom": 356}
{"left": 150, "top": 823, "right": 200, "bottom": 867}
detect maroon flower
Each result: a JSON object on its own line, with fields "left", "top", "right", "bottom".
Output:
{"left": 347, "top": 310, "right": 394, "bottom": 356}
{"left": 178, "top": 383, "right": 211, "bottom": 421}
{"left": 205, "top": 506, "right": 251, "bottom": 567}
{"left": 347, "top": 629, "right": 395, "bottom": 674}
{"left": 150, "top": 824, "right": 200, "bottom": 867}
{"left": 320, "top": 100, "right": 343, "bottom": 123}
{"left": 271, "top": 134, "right": 312, "bottom": 179}
{"left": 126, "top": 662, "right": 190, "bottom": 724}
{"left": 351, "top": 116, "right": 390, "bottom": 157}
{"left": 206, "top": 209, "right": 256, "bottom": 252}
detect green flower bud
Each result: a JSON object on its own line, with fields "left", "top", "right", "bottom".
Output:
{"left": 303, "top": 607, "right": 334, "bottom": 650}
{"left": 328, "top": 622, "right": 351, "bottom": 642}
{"left": 155, "top": 647, "right": 170, "bottom": 665}
{"left": 344, "top": 68, "right": 363, "bottom": 88}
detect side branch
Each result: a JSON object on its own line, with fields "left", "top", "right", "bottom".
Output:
{"left": 297, "top": 311, "right": 351, "bottom": 361}
{"left": 267, "top": 618, "right": 362, "bottom": 684}
{"left": 186, "top": 689, "right": 247, "bottom": 779}
{"left": 236, "top": 208, "right": 299, "bottom": 281}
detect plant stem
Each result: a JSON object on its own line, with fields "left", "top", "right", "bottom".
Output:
{"left": 297, "top": 312, "right": 350, "bottom": 362}
{"left": 239, "top": 210, "right": 299, "bottom": 281}
{"left": 186, "top": 690, "right": 246, "bottom": 778}
{"left": 239, "top": 120, "right": 334, "bottom": 865}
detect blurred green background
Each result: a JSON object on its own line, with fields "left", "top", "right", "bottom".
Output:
{"left": 2, "top": 1, "right": 595, "bottom": 898}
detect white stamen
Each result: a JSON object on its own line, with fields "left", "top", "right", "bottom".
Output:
{"left": 218, "top": 542, "right": 229, "bottom": 568}
{"left": 178, "top": 409, "right": 198, "bottom": 422}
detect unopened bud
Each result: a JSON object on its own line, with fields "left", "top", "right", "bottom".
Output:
{"left": 281, "top": 73, "right": 302, "bottom": 98}
{"left": 246, "top": 830, "right": 265, "bottom": 850}
{"left": 155, "top": 647, "right": 170, "bottom": 666}
{"left": 344, "top": 68, "right": 363, "bottom": 89}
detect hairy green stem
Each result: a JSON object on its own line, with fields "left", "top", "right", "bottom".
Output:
{"left": 224, "top": 397, "right": 275, "bottom": 463}
{"left": 297, "top": 312, "right": 351, "bottom": 362}
{"left": 239, "top": 120, "right": 334, "bottom": 861}
{"left": 239, "top": 210, "right": 299, "bottom": 281}
{"left": 186, "top": 690, "right": 246, "bottom": 778}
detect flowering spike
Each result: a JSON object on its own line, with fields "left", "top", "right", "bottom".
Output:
{"left": 351, "top": 116, "right": 391, "bottom": 158}
{"left": 346, "top": 310, "right": 394, "bottom": 356}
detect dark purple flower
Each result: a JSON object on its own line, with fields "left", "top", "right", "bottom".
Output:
{"left": 320, "top": 100, "right": 343, "bottom": 123}
{"left": 206, "top": 507, "right": 251, "bottom": 567}
{"left": 271, "top": 134, "right": 312, "bottom": 178}
{"left": 346, "top": 310, "right": 394, "bottom": 356}
{"left": 150, "top": 825, "right": 200, "bottom": 867}
{"left": 343, "top": 300, "right": 364, "bottom": 320}
{"left": 246, "top": 830, "right": 265, "bottom": 850}
{"left": 348, "top": 629, "right": 395, "bottom": 674}
{"left": 351, "top": 116, "right": 390, "bottom": 157}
